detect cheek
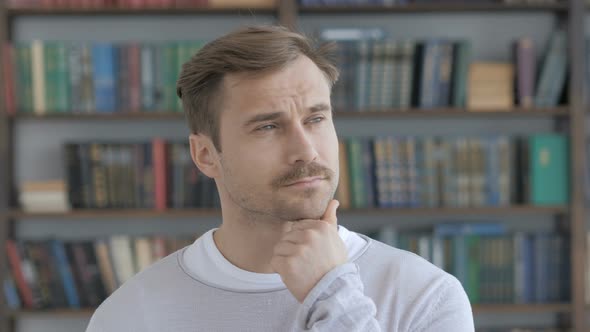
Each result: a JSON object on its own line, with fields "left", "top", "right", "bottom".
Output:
{"left": 319, "top": 128, "right": 340, "bottom": 161}
{"left": 223, "top": 144, "right": 276, "bottom": 181}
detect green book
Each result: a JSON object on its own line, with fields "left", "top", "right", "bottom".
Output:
{"left": 347, "top": 138, "right": 366, "bottom": 209}
{"left": 162, "top": 43, "right": 178, "bottom": 113}
{"left": 529, "top": 134, "right": 569, "bottom": 205}
{"left": 15, "top": 43, "right": 33, "bottom": 113}
{"left": 466, "top": 235, "right": 480, "bottom": 304}
{"left": 55, "top": 43, "right": 70, "bottom": 113}
{"left": 452, "top": 40, "right": 471, "bottom": 108}
{"left": 44, "top": 42, "right": 59, "bottom": 113}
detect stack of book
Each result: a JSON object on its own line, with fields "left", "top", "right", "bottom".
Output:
{"left": 467, "top": 62, "right": 514, "bottom": 110}
{"left": 18, "top": 180, "right": 70, "bottom": 213}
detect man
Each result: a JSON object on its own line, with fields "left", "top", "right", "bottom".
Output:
{"left": 86, "top": 25, "right": 474, "bottom": 331}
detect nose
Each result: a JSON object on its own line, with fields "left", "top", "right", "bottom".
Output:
{"left": 286, "top": 123, "right": 319, "bottom": 165}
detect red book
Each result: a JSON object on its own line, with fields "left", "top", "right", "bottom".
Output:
{"left": 3, "top": 44, "right": 16, "bottom": 116}
{"left": 128, "top": 43, "right": 141, "bottom": 112}
{"left": 130, "top": 0, "right": 140, "bottom": 8}
{"left": 6, "top": 240, "right": 35, "bottom": 309}
{"left": 152, "top": 138, "right": 168, "bottom": 211}
{"left": 41, "top": 0, "right": 53, "bottom": 8}
{"left": 161, "top": 0, "right": 175, "bottom": 7}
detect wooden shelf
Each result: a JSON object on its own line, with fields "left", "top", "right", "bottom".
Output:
{"left": 7, "top": 303, "right": 572, "bottom": 318}
{"left": 7, "top": 205, "right": 567, "bottom": 220}
{"left": 7, "top": 308, "right": 95, "bottom": 318}
{"left": 299, "top": 3, "right": 567, "bottom": 14}
{"left": 6, "top": 6, "right": 276, "bottom": 17}
{"left": 13, "top": 112, "right": 186, "bottom": 121}
{"left": 11, "top": 107, "right": 569, "bottom": 121}
{"left": 472, "top": 303, "right": 572, "bottom": 314}
{"left": 333, "top": 107, "right": 569, "bottom": 119}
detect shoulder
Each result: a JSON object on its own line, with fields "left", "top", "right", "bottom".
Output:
{"left": 355, "top": 238, "right": 473, "bottom": 330}
{"left": 357, "top": 237, "right": 452, "bottom": 285}
{"left": 86, "top": 251, "right": 185, "bottom": 332}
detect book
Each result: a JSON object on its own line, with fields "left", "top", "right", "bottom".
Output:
{"left": 528, "top": 134, "right": 569, "bottom": 205}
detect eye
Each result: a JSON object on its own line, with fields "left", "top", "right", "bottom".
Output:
{"left": 308, "top": 117, "right": 324, "bottom": 124}
{"left": 257, "top": 124, "right": 277, "bottom": 131}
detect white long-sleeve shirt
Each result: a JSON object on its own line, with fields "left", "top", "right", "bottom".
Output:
{"left": 86, "top": 226, "right": 474, "bottom": 332}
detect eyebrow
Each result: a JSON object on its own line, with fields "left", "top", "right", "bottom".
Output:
{"left": 242, "top": 103, "right": 332, "bottom": 128}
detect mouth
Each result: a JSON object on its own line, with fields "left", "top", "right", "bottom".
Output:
{"left": 285, "top": 176, "right": 325, "bottom": 187}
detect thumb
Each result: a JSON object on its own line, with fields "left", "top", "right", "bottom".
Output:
{"left": 321, "top": 199, "right": 339, "bottom": 226}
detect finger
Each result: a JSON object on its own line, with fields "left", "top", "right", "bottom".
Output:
{"left": 279, "top": 229, "right": 308, "bottom": 244}
{"left": 321, "top": 199, "right": 339, "bottom": 226}
{"left": 290, "top": 219, "right": 322, "bottom": 231}
{"left": 273, "top": 241, "right": 300, "bottom": 257}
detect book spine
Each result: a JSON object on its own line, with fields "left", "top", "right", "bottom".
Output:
{"left": 31, "top": 40, "right": 46, "bottom": 115}
{"left": 93, "top": 43, "right": 117, "bottom": 113}
{"left": 153, "top": 138, "right": 168, "bottom": 211}
{"left": 3, "top": 43, "right": 16, "bottom": 115}
{"left": 56, "top": 43, "right": 70, "bottom": 113}
{"left": 68, "top": 43, "right": 83, "bottom": 113}
{"left": 50, "top": 240, "right": 80, "bottom": 308}
{"left": 5, "top": 240, "right": 35, "bottom": 308}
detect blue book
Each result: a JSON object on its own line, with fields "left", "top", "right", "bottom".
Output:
{"left": 434, "top": 222, "right": 506, "bottom": 237}
{"left": 3, "top": 277, "right": 21, "bottom": 309}
{"left": 419, "top": 40, "right": 442, "bottom": 109}
{"left": 361, "top": 138, "right": 377, "bottom": 208}
{"left": 533, "top": 233, "right": 549, "bottom": 303}
{"left": 523, "top": 234, "right": 535, "bottom": 303}
{"left": 50, "top": 239, "right": 80, "bottom": 309}
{"left": 92, "top": 43, "right": 117, "bottom": 113}
{"left": 485, "top": 136, "right": 501, "bottom": 206}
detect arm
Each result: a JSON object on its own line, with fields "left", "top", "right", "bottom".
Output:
{"left": 298, "top": 263, "right": 381, "bottom": 332}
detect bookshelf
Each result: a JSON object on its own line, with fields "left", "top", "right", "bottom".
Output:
{"left": 0, "top": 0, "right": 587, "bottom": 331}
{"left": 6, "top": 205, "right": 569, "bottom": 220}
{"left": 298, "top": 2, "right": 569, "bottom": 13}
{"left": 7, "top": 107, "right": 571, "bottom": 120}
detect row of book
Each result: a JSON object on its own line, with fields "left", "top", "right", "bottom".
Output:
{"left": 59, "top": 134, "right": 568, "bottom": 213}
{"left": 7, "top": 0, "right": 565, "bottom": 8}
{"left": 4, "top": 235, "right": 196, "bottom": 309}
{"left": 6, "top": 0, "right": 274, "bottom": 8}
{"left": 336, "top": 134, "right": 569, "bottom": 209}
{"left": 300, "top": 0, "right": 564, "bottom": 6}
{"left": 477, "top": 329, "right": 568, "bottom": 332}
{"left": 370, "top": 223, "right": 570, "bottom": 304}
{"left": 63, "top": 140, "right": 220, "bottom": 210}
{"left": 2, "top": 41, "right": 204, "bottom": 115}
{"left": 4, "top": 226, "right": 571, "bottom": 310}
{"left": 321, "top": 28, "right": 566, "bottom": 111}
{"left": 1, "top": 29, "right": 567, "bottom": 116}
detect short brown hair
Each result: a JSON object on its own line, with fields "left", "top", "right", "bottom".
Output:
{"left": 176, "top": 25, "right": 339, "bottom": 152}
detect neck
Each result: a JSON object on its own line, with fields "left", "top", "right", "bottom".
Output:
{"left": 213, "top": 207, "right": 291, "bottom": 274}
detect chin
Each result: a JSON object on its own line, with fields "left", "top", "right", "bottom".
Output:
{"left": 275, "top": 199, "right": 328, "bottom": 221}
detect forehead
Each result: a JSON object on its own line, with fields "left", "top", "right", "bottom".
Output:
{"left": 221, "top": 56, "right": 331, "bottom": 108}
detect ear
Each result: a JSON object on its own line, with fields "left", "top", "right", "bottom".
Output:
{"left": 189, "top": 134, "right": 220, "bottom": 178}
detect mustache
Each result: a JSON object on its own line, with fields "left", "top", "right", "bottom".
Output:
{"left": 272, "top": 162, "right": 334, "bottom": 187}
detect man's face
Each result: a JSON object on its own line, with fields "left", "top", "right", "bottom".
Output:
{"left": 216, "top": 55, "right": 339, "bottom": 222}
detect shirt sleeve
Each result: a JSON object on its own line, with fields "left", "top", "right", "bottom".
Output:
{"left": 410, "top": 276, "right": 475, "bottom": 332}
{"left": 297, "top": 262, "right": 382, "bottom": 332}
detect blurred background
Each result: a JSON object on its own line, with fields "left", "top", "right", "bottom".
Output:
{"left": 0, "top": 0, "right": 588, "bottom": 331}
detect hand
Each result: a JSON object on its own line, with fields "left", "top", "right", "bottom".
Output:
{"left": 271, "top": 200, "right": 348, "bottom": 303}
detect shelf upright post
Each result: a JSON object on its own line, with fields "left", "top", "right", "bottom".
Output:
{"left": 0, "top": 0, "right": 14, "bottom": 331}
{"left": 567, "top": 0, "right": 587, "bottom": 331}
{"left": 278, "top": 0, "right": 297, "bottom": 31}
